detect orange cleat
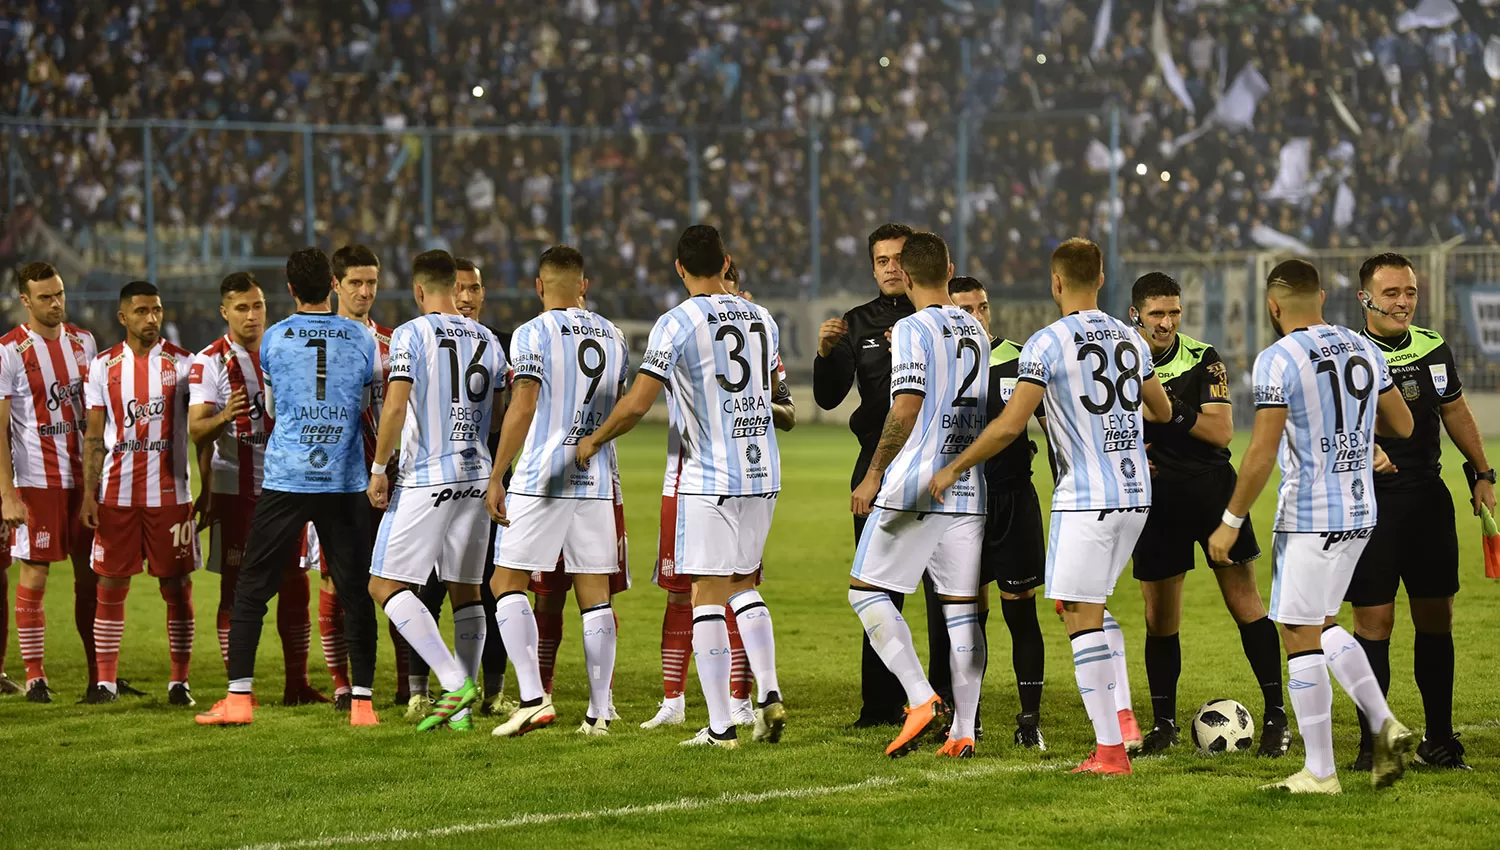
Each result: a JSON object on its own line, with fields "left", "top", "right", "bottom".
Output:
{"left": 350, "top": 698, "right": 380, "bottom": 726}
{"left": 195, "top": 692, "right": 254, "bottom": 726}
{"left": 283, "top": 682, "right": 331, "bottom": 706}
{"left": 1118, "top": 709, "right": 1143, "bottom": 753}
{"left": 885, "top": 695, "right": 950, "bottom": 758}
{"left": 937, "top": 735, "right": 975, "bottom": 758}
{"left": 1072, "top": 743, "right": 1132, "bottom": 775}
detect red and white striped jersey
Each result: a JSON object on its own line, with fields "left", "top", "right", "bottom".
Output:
{"left": 190, "top": 335, "right": 271, "bottom": 496}
{"left": 361, "top": 320, "right": 393, "bottom": 464}
{"left": 84, "top": 340, "right": 195, "bottom": 507}
{"left": 0, "top": 323, "right": 96, "bottom": 489}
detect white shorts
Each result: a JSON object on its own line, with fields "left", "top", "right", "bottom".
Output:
{"left": 851, "top": 507, "right": 983, "bottom": 597}
{"left": 1268, "top": 529, "right": 1372, "bottom": 626}
{"left": 299, "top": 524, "right": 322, "bottom": 572}
{"left": 494, "top": 494, "right": 618, "bottom": 574}
{"left": 370, "top": 482, "right": 490, "bottom": 584}
{"left": 675, "top": 493, "right": 777, "bottom": 577}
{"left": 1044, "top": 508, "right": 1150, "bottom": 603}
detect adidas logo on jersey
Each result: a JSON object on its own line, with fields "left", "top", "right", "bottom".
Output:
{"left": 1318, "top": 527, "right": 1373, "bottom": 550}
{"left": 429, "top": 485, "right": 486, "bottom": 508}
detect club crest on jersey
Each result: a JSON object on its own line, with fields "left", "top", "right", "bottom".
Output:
{"left": 1120, "top": 457, "right": 1137, "bottom": 480}
{"left": 308, "top": 447, "right": 330, "bottom": 469}
{"left": 1352, "top": 478, "right": 1365, "bottom": 502}
{"left": 1429, "top": 364, "right": 1448, "bottom": 395}
{"left": 1401, "top": 380, "right": 1420, "bottom": 401}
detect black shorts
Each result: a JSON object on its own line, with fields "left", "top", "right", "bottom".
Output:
{"left": 1346, "top": 478, "right": 1459, "bottom": 606}
{"left": 1132, "top": 464, "right": 1260, "bottom": 582}
{"left": 979, "top": 482, "right": 1045, "bottom": 594}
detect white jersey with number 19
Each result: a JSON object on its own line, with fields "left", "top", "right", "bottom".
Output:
{"left": 639, "top": 293, "right": 780, "bottom": 497}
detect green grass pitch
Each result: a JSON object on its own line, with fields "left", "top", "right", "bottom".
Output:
{"left": 1, "top": 424, "right": 1498, "bottom": 849}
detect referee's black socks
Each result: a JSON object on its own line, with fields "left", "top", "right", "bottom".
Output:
{"left": 1000, "top": 596, "right": 1044, "bottom": 716}
{"left": 1144, "top": 633, "right": 1181, "bottom": 726}
{"left": 1238, "top": 617, "right": 1285, "bottom": 723}
{"left": 1414, "top": 630, "right": 1455, "bottom": 742}
{"left": 1353, "top": 632, "right": 1391, "bottom": 749}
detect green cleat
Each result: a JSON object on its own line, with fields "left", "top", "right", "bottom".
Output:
{"left": 416, "top": 679, "right": 478, "bottom": 732}
{"left": 446, "top": 711, "right": 475, "bottom": 732}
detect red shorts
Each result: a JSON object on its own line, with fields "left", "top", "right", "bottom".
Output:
{"left": 10, "top": 486, "right": 89, "bottom": 564}
{"left": 652, "top": 494, "right": 761, "bottom": 594}
{"left": 0, "top": 493, "right": 9, "bottom": 568}
{"left": 91, "top": 502, "right": 200, "bottom": 578}
{"left": 529, "top": 500, "right": 630, "bottom": 596}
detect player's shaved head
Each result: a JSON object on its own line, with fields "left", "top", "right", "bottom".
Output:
{"left": 1051, "top": 238, "right": 1103, "bottom": 291}
{"left": 899, "top": 232, "right": 953, "bottom": 288}
{"left": 1266, "top": 258, "right": 1322, "bottom": 297}
{"left": 536, "top": 245, "right": 586, "bottom": 299}
{"left": 1264, "top": 258, "right": 1326, "bottom": 337}
{"left": 412, "top": 249, "right": 458, "bottom": 291}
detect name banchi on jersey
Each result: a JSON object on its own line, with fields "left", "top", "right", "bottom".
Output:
{"left": 508, "top": 308, "right": 628, "bottom": 500}
{"left": 639, "top": 293, "right": 780, "bottom": 497}
{"left": 1019, "top": 309, "right": 1154, "bottom": 512}
{"left": 875, "top": 305, "right": 989, "bottom": 515}
{"left": 1253, "top": 324, "right": 1393, "bottom": 533}
{"left": 387, "top": 313, "right": 508, "bottom": 488}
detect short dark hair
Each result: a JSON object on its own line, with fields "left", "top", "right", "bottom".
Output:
{"left": 1358, "top": 252, "right": 1414, "bottom": 289}
{"left": 538, "top": 245, "right": 584, "bottom": 277}
{"left": 455, "top": 257, "right": 481, "bottom": 275}
{"left": 331, "top": 244, "right": 380, "bottom": 282}
{"left": 1051, "top": 238, "right": 1102, "bottom": 289}
{"left": 899, "top": 232, "right": 950, "bottom": 287}
{"left": 16, "top": 261, "right": 58, "bottom": 296}
{"left": 220, "top": 272, "right": 261, "bottom": 300}
{"left": 677, "top": 225, "right": 727, "bottom": 278}
{"left": 286, "top": 247, "right": 334, "bottom": 304}
{"left": 412, "top": 249, "right": 458, "bottom": 291}
{"left": 119, "top": 280, "right": 159, "bottom": 304}
{"left": 1131, "top": 272, "right": 1180, "bottom": 308}
{"left": 1266, "top": 258, "right": 1321, "bottom": 295}
{"left": 868, "top": 223, "right": 914, "bottom": 267}
{"left": 948, "top": 276, "right": 985, "bottom": 295}
{"left": 725, "top": 261, "right": 739, "bottom": 285}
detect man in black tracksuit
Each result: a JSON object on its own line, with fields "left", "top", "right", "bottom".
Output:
{"left": 815, "top": 223, "right": 950, "bottom": 727}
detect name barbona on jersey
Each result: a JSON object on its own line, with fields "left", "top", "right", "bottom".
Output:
{"left": 1324, "top": 430, "right": 1369, "bottom": 474}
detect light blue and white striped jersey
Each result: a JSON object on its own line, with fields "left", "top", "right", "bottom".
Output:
{"left": 508, "top": 308, "right": 629, "bottom": 499}
{"left": 387, "top": 313, "right": 508, "bottom": 487}
{"left": 874, "top": 305, "right": 989, "bottom": 515}
{"left": 639, "top": 293, "right": 780, "bottom": 497}
{"left": 1252, "top": 324, "right": 1393, "bottom": 532}
{"left": 1019, "top": 310, "right": 1154, "bottom": 511}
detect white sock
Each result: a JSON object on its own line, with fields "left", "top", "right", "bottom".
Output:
{"left": 728, "top": 590, "right": 781, "bottom": 702}
{"left": 494, "top": 592, "right": 545, "bottom": 703}
{"left": 385, "top": 591, "right": 465, "bottom": 693}
{"left": 1288, "top": 651, "right": 1335, "bottom": 779}
{"left": 581, "top": 604, "right": 617, "bottom": 722}
{"left": 1321, "top": 625, "right": 1394, "bottom": 733}
{"left": 849, "top": 589, "right": 936, "bottom": 707}
{"left": 944, "top": 601, "right": 986, "bottom": 741}
{"left": 453, "top": 601, "right": 487, "bottom": 685}
{"left": 228, "top": 677, "right": 253, "bottom": 695}
{"left": 1103, "top": 609, "right": 1132, "bottom": 713}
{"left": 1071, "top": 630, "right": 1123, "bottom": 746}
{"left": 693, "top": 605, "right": 734, "bottom": 734}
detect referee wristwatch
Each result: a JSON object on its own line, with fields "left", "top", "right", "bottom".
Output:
{"left": 1465, "top": 462, "right": 1496, "bottom": 491}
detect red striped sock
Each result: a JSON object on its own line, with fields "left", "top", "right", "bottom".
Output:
{"left": 216, "top": 564, "right": 238, "bottom": 670}
{"left": 726, "top": 605, "right": 752, "bottom": 700}
{"left": 16, "top": 583, "right": 46, "bottom": 684}
{"left": 95, "top": 583, "right": 129, "bottom": 688}
{"left": 661, "top": 601, "right": 693, "bottom": 699}
{"left": 537, "top": 605, "right": 563, "bottom": 695}
{"left": 318, "top": 588, "right": 350, "bottom": 693}
{"left": 277, "top": 570, "right": 311, "bottom": 685}
{"left": 160, "top": 580, "right": 194, "bottom": 684}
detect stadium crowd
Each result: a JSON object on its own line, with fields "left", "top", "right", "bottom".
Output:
{"left": 4, "top": 0, "right": 1500, "bottom": 342}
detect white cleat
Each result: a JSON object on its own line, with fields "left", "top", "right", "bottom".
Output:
{"left": 640, "top": 695, "right": 686, "bottom": 729}
{"left": 680, "top": 726, "right": 739, "bottom": 749}
{"left": 730, "top": 698, "right": 756, "bottom": 727}
{"left": 1260, "top": 768, "right": 1342, "bottom": 794}
{"left": 577, "top": 716, "right": 610, "bottom": 736}
{"left": 491, "top": 696, "right": 557, "bottom": 737}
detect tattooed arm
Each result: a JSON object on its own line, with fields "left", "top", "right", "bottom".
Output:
{"left": 851, "top": 393, "right": 921, "bottom": 516}
{"left": 80, "top": 408, "right": 107, "bottom": 529}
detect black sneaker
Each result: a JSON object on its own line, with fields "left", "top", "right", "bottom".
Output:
{"left": 334, "top": 692, "right": 352, "bottom": 712}
{"left": 0, "top": 673, "right": 22, "bottom": 695}
{"left": 1415, "top": 734, "right": 1471, "bottom": 770}
{"left": 82, "top": 684, "right": 118, "bottom": 704}
{"left": 1349, "top": 746, "right": 1374, "bottom": 772}
{"left": 1014, "top": 712, "right": 1047, "bottom": 750}
{"left": 168, "top": 683, "right": 196, "bottom": 707}
{"left": 1256, "top": 710, "right": 1292, "bottom": 759}
{"left": 1139, "top": 719, "right": 1180, "bottom": 755}
{"left": 852, "top": 711, "right": 906, "bottom": 728}
{"left": 116, "top": 679, "right": 147, "bottom": 698}
{"left": 26, "top": 680, "right": 53, "bottom": 703}
{"left": 394, "top": 689, "right": 410, "bottom": 708}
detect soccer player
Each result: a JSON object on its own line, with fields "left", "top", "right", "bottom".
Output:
{"left": 1345, "top": 252, "right": 1494, "bottom": 770}
{"left": 189, "top": 272, "right": 326, "bottom": 705}
{"left": 366, "top": 250, "right": 508, "bottom": 733}
{"left": 931, "top": 238, "right": 1172, "bottom": 775}
{"left": 846, "top": 233, "right": 989, "bottom": 760}
{"left": 1127, "top": 272, "right": 1289, "bottom": 757}
{"left": 641, "top": 260, "right": 794, "bottom": 731}
{"left": 947, "top": 276, "right": 1048, "bottom": 750}
{"left": 0, "top": 261, "right": 105, "bottom": 703}
{"left": 79, "top": 281, "right": 198, "bottom": 704}
{"left": 1207, "top": 258, "right": 1416, "bottom": 794}
{"left": 0, "top": 500, "right": 13, "bottom": 694}
{"left": 578, "top": 225, "right": 786, "bottom": 749}
{"left": 195, "top": 247, "right": 382, "bottom": 727}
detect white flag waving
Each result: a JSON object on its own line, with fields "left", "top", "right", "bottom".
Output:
{"left": 1216, "top": 64, "right": 1270, "bottom": 131}
{"left": 1263, "top": 138, "right": 1314, "bottom": 203}
{"left": 1152, "top": 0, "right": 1195, "bottom": 113}
{"left": 1092, "top": 0, "right": 1114, "bottom": 58}
{"left": 1399, "top": 0, "right": 1461, "bottom": 32}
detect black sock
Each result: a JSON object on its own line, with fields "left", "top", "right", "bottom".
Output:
{"left": 1353, "top": 632, "right": 1391, "bottom": 747}
{"left": 924, "top": 579, "right": 953, "bottom": 704}
{"left": 1000, "top": 596, "right": 1044, "bottom": 715}
{"left": 1238, "top": 617, "right": 1285, "bottom": 722}
{"left": 1413, "top": 630, "right": 1455, "bottom": 741}
{"left": 1144, "top": 633, "right": 1181, "bottom": 726}
{"left": 977, "top": 608, "right": 989, "bottom": 730}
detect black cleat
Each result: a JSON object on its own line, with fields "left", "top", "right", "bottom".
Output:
{"left": 1139, "top": 719, "right": 1180, "bottom": 756}
{"left": 80, "top": 684, "right": 118, "bottom": 704}
{"left": 26, "top": 680, "right": 53, "bottom": 703}
{"left": 852, "top": 711, "right": 906, "bottom": 729}
{"left": 1415, "top": 734, "right": 1471, "bottom": 770}
{"left": 168, "top": 683, "right": 196, "bottom": 707}
{"left": 1014, "top": 712, "right": 1047, "bottom": 751}
{"left": 1349, "top": 746, "right": 1374, "bottom": 772}
{"left": 116, "top": 679, "right": 147, "bottom": 698}
{"left": 394, "top": 689, "right": 410, "bottom": 708}
{"left": 0, "top": 673, "right": 23, "bottom": 695}
{"left": 1256, "top": 710, "right": 1292, "bottom": 759}
{"left": 334, "top": 692, "right": 352, "bottom": 712}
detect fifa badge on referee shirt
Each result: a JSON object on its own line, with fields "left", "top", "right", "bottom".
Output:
{"left": 1429, "top": 364, "right": 1448, "bottom": 395}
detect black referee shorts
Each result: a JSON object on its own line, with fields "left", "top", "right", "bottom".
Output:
{"left": 979, "top": 482, "right": 1045, "bottom": 594}
{"left": 1346, "top": 478, "right": 1459, "bottom": 606}
{"left": 1133, "top": 464, "right": 1260, "bottom": 582}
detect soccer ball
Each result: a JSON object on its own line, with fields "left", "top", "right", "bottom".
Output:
{"left": 1190, "top": 699, "right": 1255, "bottom": 755}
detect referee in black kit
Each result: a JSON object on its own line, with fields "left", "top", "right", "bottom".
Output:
{"left": 815, "top": 222, "right": 952, "bottom": 727}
